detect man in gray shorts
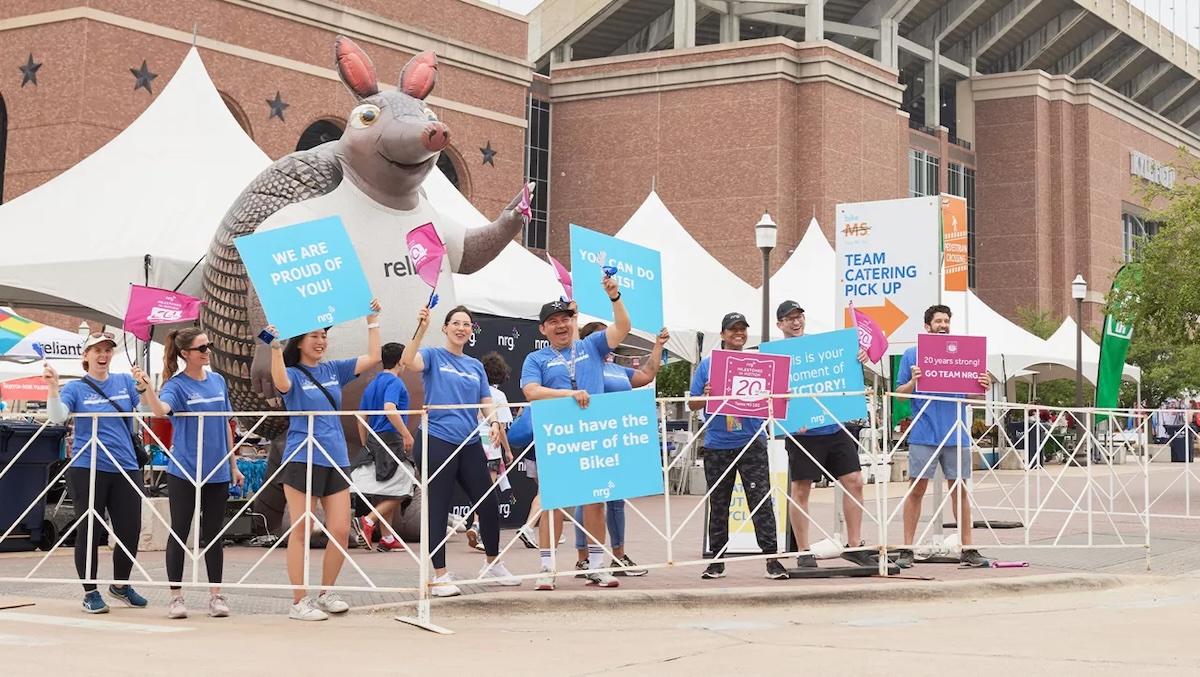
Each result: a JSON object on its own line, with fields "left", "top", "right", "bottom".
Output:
{"left": 895, "top": 304, "right": 993, "bottom": 568}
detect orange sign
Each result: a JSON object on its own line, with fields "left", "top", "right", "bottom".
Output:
{"left": 1, "top": 376, "right": 49, "bottom": 401}
{"left": 941, "top": 194, "right": 968, "bottom": 292}
{"left": 843, "top": 298, "right": 908, "bottom": 336}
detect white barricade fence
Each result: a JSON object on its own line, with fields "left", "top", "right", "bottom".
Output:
{"left": 0, "top": 393, "right": 1196, "bottom": 632}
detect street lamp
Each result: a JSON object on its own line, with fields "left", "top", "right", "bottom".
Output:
{"left": 1072, "top": 274, "right": 1087, "bottom": 407}
{"left": 755, "top": 212, "right": 778, "bottom": 343}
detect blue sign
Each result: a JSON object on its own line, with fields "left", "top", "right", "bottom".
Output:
{"left": 569, "top": 224, "right": 664, "bottom": 334}
{"left": 234, "top": 216, "right": 374, "bottom": 339}
{"left": 760, "top": 329, "right": 867, "bottom": 433}
{"left": 531, "top": 388, "right": 664, "bottom": 510}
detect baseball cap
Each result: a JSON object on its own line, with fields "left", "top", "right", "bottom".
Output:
{"left": 720, "top": 312, "right": 749, "bottom": 331}
{"left": 539, "top": 299, "right": 576, "bottom": 323}
{"left": 82, "top": 331, "right": 117, "bottom": 351}
{"left": 776, "top": 300, "right": 805, "bottom": 321}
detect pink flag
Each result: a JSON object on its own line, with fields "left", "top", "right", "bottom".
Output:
{"left": 546, "top": 253, "right": 572, "bottom": 300}
{"left": 850, "top": 302, "right": 888, "bottom": 363}
{"left": 124, "top": 285, "right": 204, "bottom": 341}
{"left": 406, "top": 222, "right": 447, "bottom": 290}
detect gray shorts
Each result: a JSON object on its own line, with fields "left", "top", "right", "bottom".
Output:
{"left": 908, "top": 443, "right": 971, "bottom": 481}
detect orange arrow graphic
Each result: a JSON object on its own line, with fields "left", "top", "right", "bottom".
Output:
{"left": 843, "top": 298, "right": 909, "bottom": 337}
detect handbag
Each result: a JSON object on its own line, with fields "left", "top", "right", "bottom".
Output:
{"left": 80, "top": 377, "right": 149, "bottom": 469}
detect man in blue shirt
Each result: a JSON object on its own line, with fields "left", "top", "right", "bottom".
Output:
{"left": 354, "top": 342, "right": 415, "bottom": 552}
{"left": 775, "top": 300, "right": 873, "bottom": 568}
{"left": 521, "top": 274, "right": 630, "bottom": 590}
{"left": 688, "top": 312, "right": 788, "bottom": 581}
{"left": 895, "top": 304, "right": 992, "bottom": 568}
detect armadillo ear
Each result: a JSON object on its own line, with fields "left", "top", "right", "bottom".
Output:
{"left": 399, "top": 51, "right": 438, "bottom": 100}
{"left": 334, "top": 36, "right": 379, "bottom": 100}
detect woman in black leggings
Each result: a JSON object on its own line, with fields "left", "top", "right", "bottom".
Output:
{"left": 402, "top": 304, "right": 520, "bottom": 596}
{"left": 45, "top": 332, "right": 148, "bottom": 614}
{"left": 141, "top": 327, "right": 244, "bottom": 619}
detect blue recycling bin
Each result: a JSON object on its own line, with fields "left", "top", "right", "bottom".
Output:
{"left": 0, "top": 421, "right": 69, "bottom": 552}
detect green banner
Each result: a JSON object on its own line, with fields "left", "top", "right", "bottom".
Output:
{"left": 890, "top": 354, "right": 912, "bottom": 429}
{"left": 1095, "top": 265, "right": 1137, "bottom": 421}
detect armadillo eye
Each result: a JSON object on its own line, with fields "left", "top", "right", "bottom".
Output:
{"left": 349, "top": 104, "right": 381, "bottom": 129}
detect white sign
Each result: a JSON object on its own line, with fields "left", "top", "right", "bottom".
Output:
{"left": 836, "top": 196, "right": 940, "bottom": 349}
{"left": 1130, "top": 151, "right": 1175, "bottom": 188}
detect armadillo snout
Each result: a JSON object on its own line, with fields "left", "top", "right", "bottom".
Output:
{"left": 423, "top": 122, "right": 450, "bottom": 152}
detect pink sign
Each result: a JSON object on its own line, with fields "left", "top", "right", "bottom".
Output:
{"left": 405, "top": 222, "right": 447, "bottom": 290}
{"left": 706, "top": 349, "right": 790, "bottom": 420}
{"left": 850, "top": 303, "right": 888, "bottom": 363}
{"left": 123, "top": 285, "right": 204, "bottom": 341}
{"left": 916, "top": 334, "right": 987, "bottom": 395}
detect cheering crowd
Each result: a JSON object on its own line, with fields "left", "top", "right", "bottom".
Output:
{"left": 40, "top": 272, "right": 996, "bottom": 620}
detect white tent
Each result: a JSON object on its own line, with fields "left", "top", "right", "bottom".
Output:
{"left": 1040, "top": 317, "right": 1140, "bottom": 385}
{"left": 614, "top": 191, "right": 761, "bottom": 362}
{"left": 762, "top": 217, "right": 836, "bottom": 335}
{"left": 0, "top": 48, "right": 271, "bottom": 324}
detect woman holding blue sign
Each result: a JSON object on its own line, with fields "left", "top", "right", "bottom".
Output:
{"left": 402, "top": 304, "right": 521, "bottom": 597}
{"left": 264, "top": 297, "right": 381, "bottom": 622}
{"left": 138, "top": 328, "right": 245, "bottom": 620}
{"left": 569, "top": 322, "right": 668, "bottom": 578}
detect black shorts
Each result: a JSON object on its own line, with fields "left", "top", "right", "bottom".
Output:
{"left": 785, "top": 430, "right": 861, "bottom": 482}
{"left": 281, "top": 462, "right": 351, "bottom": 497}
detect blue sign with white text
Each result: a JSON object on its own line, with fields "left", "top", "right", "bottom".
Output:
{"left": 234, "top": 216, "right": 374, "bottom": 339}
{"left": 760, "top": 329, "right": 867, "bottom": 433}
{"left": 569, "top": 224, "right": 664, "bottom": 334}
{"left": 531, "top": 388, "right": 664, "bottom": 510}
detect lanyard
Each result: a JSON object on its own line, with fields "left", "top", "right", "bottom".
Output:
{"left": 556, "top": 342, "right": 578, "bottom": 389}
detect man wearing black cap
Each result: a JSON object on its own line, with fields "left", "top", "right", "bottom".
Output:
{"left": 688, "top": 312, "right": 789, "bottom": 580}
{"left": 521, "top": 274, "right": 630, "bottom": 590}
{"left": 775, "top": 300, "right": 873, "bottom": 569}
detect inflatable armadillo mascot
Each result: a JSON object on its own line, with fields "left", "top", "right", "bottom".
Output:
{"left": 202, "top": 36, "right": 528, "bottom": 436}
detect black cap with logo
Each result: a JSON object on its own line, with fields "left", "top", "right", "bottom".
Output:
{"left": 539, "top": 299, "right": 576, "bottom": 323}
{"left": 776, "top": 300, "right": 805, "bottom": 321}
{"left": 720, "top": 312, "right": 749, "bottom": 331}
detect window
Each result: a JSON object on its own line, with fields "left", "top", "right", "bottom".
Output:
{"left": 1122, "top": 212, "right": 1161, "bottom": 262}
{"left": 524, "top": 96, "right": 551, "bottom": 250}
{"left": 948, "top": 163, "right": 977, "bottom": 288}
{"left": 909, "top": 149, "right": 940, "bottom": 197}
{"left": 296, "top": 119, "right": 344, "bottom": 152}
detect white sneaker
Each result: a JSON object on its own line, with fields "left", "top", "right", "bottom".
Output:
{"left": 289, "top": 596, "right": 329, "bottom": 621}
{"left": 585, "top": 570, "right": 620, "bottom": 588}
{"left": 431, "top": 573, "right": 462, "bottom": 598}
{"left": 478, "top": 561, "right": 521, "bottom": 586}
{"left": 315, "top": 592, "right": 349, "bottom": 614}
{"left": 167, "top": 595, "right": 187, "bottom": 620}
{"left": 534, "top": 567, "right": 555, "bottom": 591}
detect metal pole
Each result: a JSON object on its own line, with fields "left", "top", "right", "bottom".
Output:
{"left": 760, "top": 247, "right": 771, "bottom": 344}
{"left": 1075, "top": 298, "right": 1083, "bottom": 407}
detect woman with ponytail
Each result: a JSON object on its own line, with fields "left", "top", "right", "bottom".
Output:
{"left": 140, "top": 327, "right": 244, "bottom": 619}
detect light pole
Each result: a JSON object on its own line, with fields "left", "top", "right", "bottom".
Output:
{"left": 755, "top": 212, "right": 778, "bottom": 344}
{"left": 1072, "top": 274, "right": 1087, "bottom": 407}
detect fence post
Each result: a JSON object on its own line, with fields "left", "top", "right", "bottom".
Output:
{"left": 871, "top": 383, "right": 886, "bottom": 576}
{"left": 396, "top": 411, "right": 452, "bottom": 634}
{"left": 1086, "top": 410, "right": 1094, "bottom": 547}
{"left": 659, "top": 399, "right": 673, "bottom": 565}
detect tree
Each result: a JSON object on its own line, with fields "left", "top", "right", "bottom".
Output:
{"left": 1109, "top": 152, "right": 1200, "bottom": 406}
{"left": 655, "top": 360, "right": 690, "bottom": 399}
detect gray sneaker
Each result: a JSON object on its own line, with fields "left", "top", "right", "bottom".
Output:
{"left": 208, "top": 594, "right": 231, "bottom": 618}
{"left": 585, "top": 570, "right": 619, "bottom": 588}
{"left": 895, "top": 549, "right": 915, "bottom": 569}
{"left": 960, "top": 549, "right": 992, "bottom": 568}
{"left": 795, "top": 554, "right": 817, "bottom": 568}
{"left": 167, "top": 595, "right": 187, "bottom": 620}
{"left": 315, "top": 592, "right": 349, "bottom": 614}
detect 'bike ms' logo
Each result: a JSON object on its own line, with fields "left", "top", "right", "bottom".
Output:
{"left": 408, "top": 242, "right": 428, "bottom": 266}
{"left": 841, "top": 221, "right": 871, "bottom": 238}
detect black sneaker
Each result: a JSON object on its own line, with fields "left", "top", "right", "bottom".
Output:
{"left": 795, "top": 553, "right": 817, "bottom": 568}
{"left": 960, "top": 549, "right": 992, "bottom": 568}
{"left": 612, "top": 555, "right": 648, "bottom": 577}
{"left": 517, "top": 526, "right": 538, "bottom": 549}
{"left": 895, "top": 549, "right": 915, "bottom": 569}
{"left": 574, "top": 559, "right": 589, "bottom": 579}
{"left": 701, "top": 562, "right": 726, "bottom": 579}
{"left": 765, "top": 559, "right": 789, "bottom": 580}
{"left": 841, "top": 548, "right": 876, "bottom": 567}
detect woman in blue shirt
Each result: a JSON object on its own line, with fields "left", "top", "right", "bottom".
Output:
{"left": 45, "top": 332, "right": 149, "bottom": 614}
{"left": 402, "top": 304, "right": 520, "bottom": 597}
{"left": 140, "top": 327, "right": 244, "bottom": 620}
{"left": 265, "top": 298, "right": 381, "bottom": 622}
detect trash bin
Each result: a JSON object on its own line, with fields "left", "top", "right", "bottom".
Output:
{"left": 1169, "top": 426, "right": 1193, "bottom": 463}
{"left": 0, "top": 421, "right": 69, "bottom": 552}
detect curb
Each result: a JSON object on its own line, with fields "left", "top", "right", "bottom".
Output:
{"left": 357, "top": 572, "right": 1154, "bottom": 617}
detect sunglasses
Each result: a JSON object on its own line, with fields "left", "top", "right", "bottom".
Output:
{"left": 184, "top": 343, "right": 212, "bottom": 353}
{"left": 90, "top": 331, "right": 116, "bottom": 339}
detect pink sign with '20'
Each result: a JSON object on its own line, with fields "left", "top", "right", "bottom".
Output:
{"left": 916, "top": 334, "right": 988, "bottom": 395}
{"left": 706, "top": 349, "right": 791, "bottom": 420}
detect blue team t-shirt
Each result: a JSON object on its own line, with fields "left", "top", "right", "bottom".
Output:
{"left": 159, "top": 372, "right": 232, "bottom": 484}
{"left": 520, "top": 331, "right": 611, "bottom": 395}
{"left": 362, "top": 371, "right": 409, "bottom": 434}
{"left": 60, "top": 374, "right": 141, "bottom": 473}
{"left": 897, "top": 346, "right": 970, "bottom": 447}
{"left": 420, "top": 347, "right": 490, "bottom": 444}
{"left": 689, "top": 355, "right": 765, "bottom": 450}
{"left": 602, "top": 361, "right": 636, "bottom": 393}
{"left": 281, "top": 358, "right": 358, "bottom": 467}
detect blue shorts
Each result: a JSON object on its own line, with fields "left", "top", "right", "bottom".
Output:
{"left": 908, "top": 444, "right": 971, "bottom": 481}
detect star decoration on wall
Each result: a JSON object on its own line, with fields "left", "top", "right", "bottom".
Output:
{"left": 480, "top": 141, "right": 497, "bottom": 166}
{"left": 130, "top": 60, "right": 157, "bottom": 93}
{"left": 18, "top": 53, "right": 41, "bottom": 87}
{"left": 266, "top": 91, "right": 289, "bottom": 121}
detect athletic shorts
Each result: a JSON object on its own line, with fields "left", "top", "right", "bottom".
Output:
{"left": 785, "top": 430, "right": 861, "bottom": 482}
{"left": 908, "top": 443, "right": 972, "bottom": 481}
{"left": 281, "top": 462, "right": 351, "bottom": 497}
